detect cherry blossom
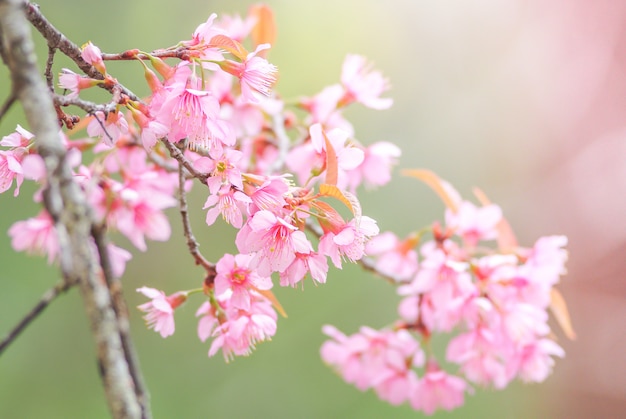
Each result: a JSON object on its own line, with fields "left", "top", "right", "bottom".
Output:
{"left": 137, "top": 287, "right": 188, "bottom": 338}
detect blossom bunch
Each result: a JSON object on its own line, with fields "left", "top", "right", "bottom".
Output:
{"left": 322, "top": 173, "right": 572, "bottom": 413}
{"left": 1, "top": 4, "right": 572, "bottom": 415}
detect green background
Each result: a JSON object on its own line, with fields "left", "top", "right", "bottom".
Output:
{"left": 2, "top": 0, "right": 624, "bottom": 418}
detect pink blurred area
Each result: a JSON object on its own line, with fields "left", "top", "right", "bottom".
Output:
{"left": 521, "top": 1, "right": 626, "bottom": 416}
{"left": 449, "top": 1, "right": 626, "bottom": 416}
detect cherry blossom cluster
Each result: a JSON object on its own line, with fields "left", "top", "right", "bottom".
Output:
{"left": 2, "top": 7, "right": 395, "bottom": 359}
{"left": 321, "top": 183, "right": 570, "bottom": 414}
{"left": 1, "top": 4, "right": 572, "bottom": 414}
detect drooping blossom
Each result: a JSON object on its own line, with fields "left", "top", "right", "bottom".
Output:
{"left": 0, "top": 125, "right": 33, "bottom": 196}
{"left": 300, "top": 84, "right": 353, "bottom": 134}
{"left": 320, "top": 325, "right": 424, "bottom": 406}
{"left": 365, "top": 231, "right": 418, "bottom": 282}
{"left": 244, "top": 175, "right": 288, "bottom": 214}
{"left": 279, "top": 251, "right": 329, "bottom": 287}
{"left": 137, "top": 287, "right": 188, "bottom": 338}
{"left": 220, "top": 44, "right": 278, "bottom": 103}
{"left": 214, "top": 12, "right": 256, "bottom": 42}
{"left": 214, "top": 253, "right": 273, "bottom": 311}
{"left": 196, "top": 293, "right": 278, "bottom": 361}
{"left": 8, "top": 210, "right": 58, "bottom": 264}
{"left": 235, "top": 210, "right": 313, "bottom": 276}
{"left": 345, "top": 141, "right": 401, "bottom": 192}
{"left": 203, "top": 184, "right": 251, "bottom": 228}
{"left": 339, "top": 54, "right": 393, "bottom": 110}
{"left": 445, "top": 201, "right": 502, "bottom": 246}
{"left": 87, "top": 111, "right": 129, "bottom": 146}
{"left": 157, "top": 65, "right": 234, "bottom": 154}
{"left": 319, "top": 215, "right": 379, "bottom": 268}
{"left": 409, "top": 364, "right": 467, "bottom": 415}
{"left": 129, "top": 106, "right": 169, "bottom": 149}
{"left": 103, "top": 176, "right": 177, "bottom": 251}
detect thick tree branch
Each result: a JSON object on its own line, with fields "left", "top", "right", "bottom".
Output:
{"left": 0, "top": 1, "right": 146, "bottom": 417}
{"left": 92, "top": 224, "right": 152, "bottom": 418}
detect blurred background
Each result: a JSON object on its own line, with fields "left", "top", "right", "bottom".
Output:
{"left": 1, "top": 0, "right": 625, "bottom": 417}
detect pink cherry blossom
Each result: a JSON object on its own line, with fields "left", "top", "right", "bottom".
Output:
{"left": 8, "top": 211, "right": 58, "bottom": 264}
{"left": 319, "top": 215, "right": 379, "bottom": 268}
{"left": 365, "top": 231, "right": 418, "bottom": 282}
{"left": 0, "top": 125, "right": 33, "bottom": 196}
{"left": 202, "top": 294, "right": 278, "bottom": 362}
{"left": 235, "top": 210, "right": 313, "bottom": 276}
{"left": 221, "top": 44, "right": 278, "bottom": 103}
{"left": 194, "top": 149, "right": 244, "bottom": 194}
{"left": 157, "top": 65, "right": 234, "bottom": 153}
{"left": 214, "top": 253, "right": 273, "bottom": 311}
{"left": 104, "top": 177, "right": 176, "bottom": 251}
{"left": 129, "top": 107, "right": 169, "bottom": 149}
{"left": 245, "top": 175, "right": 288, "bottom": 214}
{"left": 215, "top": 12, "right": 256, "bottom": 42}
{"left": 445, "top": 201, "right": 502, "bottom": 246}
{"left": 410, "top": 365, "right": 467, "bottom": 415}
{"left": 137, "top": 287, "right": 188, "bottom": 338}
{"left": 446, "top": 328, "right": 510, "bottom": 389}
{"left": 345, "top": 141, "right": 401, "bottom": 192}
{"left": 58, "top": 69, "right": 99, "bottom": 99}
{"left": 81, "top": 41, "right": 106, "bottom": 74}
{"left": 279, "top": 251, "right": 329, "bottom": 287}
{"left": 340, "top": 54, "right": 393, "bottom": 110}
{"left": 321, "top": 325, "right": 424, "bottom": 405}
{"left": 186, "top": 13, "right": 227, "bottom": 62}
{"left": 300, "top": 84, "right": 354, "bottom": 133}
{"left": 203, "top": 185, "right": 251, "bottom": 228}
{"left": 508, "top": 338, "right": 565, "bottom": 383}
{"left": 87, "top": 111, "right": 129, "bottom": 146}
{"left": 106, "top": 243, "right": 132, "bottom": 279}
{"left": 0, "top": 148, "right": 26, "bottom": 196}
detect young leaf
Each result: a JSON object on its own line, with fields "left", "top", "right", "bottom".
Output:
{"left": 402, "top": 169, "right": 460, "bottom": 212}
{"left": 550, "top": 288, "right": 576, "bottom": 340}
{"left": 249, "top": 4, "right": 276, "bottom": 55}
{"left": 256, "top": 289, "right": 288, "bottom": 318}
{"left": 323, "top": 130, "right": 339, "bottom": 186}
{"left": 208, "top": 34, "right": 248, "bottom": 61}
{"left": 319, "top": 184, "right": 362, "bottom": 221}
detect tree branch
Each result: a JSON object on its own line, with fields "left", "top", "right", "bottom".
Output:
{"left": 92, "top": 224, "right": 152, "bottom": 419}
{"left": 0, "top": 278, "right": 74, "bottom": 356}
{"left": 0, "top": 1, "right": 146, "bottom": 417}
{"left": 177, "top": 161, "right": 216, "bottom": 276}
{"left": 162, "top": 138, "right": 209, "bottom": 183}
{"left": 23, "top": 0, "right": 139, "bottom": 102}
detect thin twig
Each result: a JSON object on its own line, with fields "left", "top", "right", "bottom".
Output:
{"left": 0, "top": 92, "right": 16, "bottom": 121}
{"left": 53, "top": 92, "right": 119, "bottom": 115}
{"left": 162, "top": 138, "right": 209, "bottom": 183}
{"left": 305, "top": 220, "right": 403, "bottom": 284}
{"left": 45, "top": 45, "right": 55, "bottom": 90}
{"left": 0, "top": 278, "right": 74, "bottom": 356}
{"left": 177, "top": 161, "right": 215, "bottom": 274}
{"left": 23, "top": 0, "right": 139, "bottom": 102}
